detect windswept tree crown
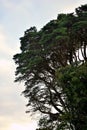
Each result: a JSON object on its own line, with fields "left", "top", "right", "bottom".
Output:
{"left": 13, "top": 4, "right": 87, "bottom": 130}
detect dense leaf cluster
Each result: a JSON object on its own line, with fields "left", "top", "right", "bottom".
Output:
{"left": 13, "top": 4, "right": 87, "bottom": 130}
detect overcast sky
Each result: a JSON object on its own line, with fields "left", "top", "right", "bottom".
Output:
{"left": 0, "top": 0, "right": 86, "bottom": 130}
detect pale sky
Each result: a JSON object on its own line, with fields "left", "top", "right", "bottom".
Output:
{"left": 0, "top": 0, "right": 87, "bottom": 130}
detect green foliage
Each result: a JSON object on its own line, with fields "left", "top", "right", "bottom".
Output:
{"left": 13, "top": 4, "right": 87, "bottom": 130}
{"left": 56, "top": 62, "right": 87, "bottom": 130}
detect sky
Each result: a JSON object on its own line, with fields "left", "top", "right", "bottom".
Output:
{"left": 0, "top": 0, "right": 87, "bottom": 130}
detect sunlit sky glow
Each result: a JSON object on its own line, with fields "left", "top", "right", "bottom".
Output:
{"left": 0, "top": 0, "right": 86, "bottom": 130}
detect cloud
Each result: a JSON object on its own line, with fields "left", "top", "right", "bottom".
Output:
{"left": 9, "top": 122, "right": 37, "bottom": 130}
{"left": 0, "top": 26, "right": 15, "bottom": 56}
{"left": 0, "top": 114, "right": 37, "bottom": 130}
{"left": 1, "top": 0, "right": 33, "bottom": 15}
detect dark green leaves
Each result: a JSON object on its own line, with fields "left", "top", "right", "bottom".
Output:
{"left": 13, "top": 4, "right": 87, "bottom": 130}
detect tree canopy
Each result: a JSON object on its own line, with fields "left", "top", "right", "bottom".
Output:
{"left": 13, "top": 4, "right": 87, "bottom": 130}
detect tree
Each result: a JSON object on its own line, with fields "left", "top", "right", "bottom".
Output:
{"left": 56, "top": 62, "right": 87, "bottom": 130}
{"left": 13, "top": 4, "right": 87, "bottom": 130}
